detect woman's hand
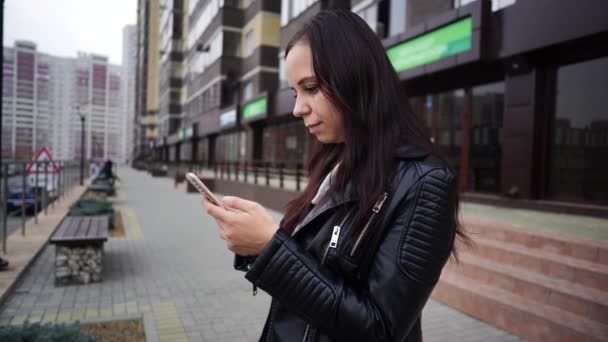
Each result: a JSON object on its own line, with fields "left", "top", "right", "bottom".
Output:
{"left": 202, "top": 196, "right": 279, "bottom": 256}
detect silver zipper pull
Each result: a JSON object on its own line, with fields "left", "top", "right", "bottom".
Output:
{"left": 329, "top": 225, "right": 341, "bottom": 248}
{"left": 373, "top": 192, "right": 388, "bottom": 213}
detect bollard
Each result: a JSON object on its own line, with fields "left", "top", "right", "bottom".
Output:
{"left": 279, "top": 163, "right": 284, "bottom": 189}
{"left": 21, "top": 162, "right": 27, "bottom": 235}
{"left": 2, "top": 164, "right": 8, "bottom": 253}
{"left": 265, "top": 162, "right": 270, "bottom": 186}
{"left": 244, "top": 162, "right": 248, "bottom": 184}
{"left": 34, "top": 162, "right": 39, "bottom": 224}
{"left": 43, "top": 161, "right": 48, "bottom": 215}
{"left": 296, "top": 163, "right": 302, "bottom": 192}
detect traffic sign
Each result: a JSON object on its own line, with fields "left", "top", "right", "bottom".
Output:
{"left": 25, "top": 146, "right": 60, "bottom": 174}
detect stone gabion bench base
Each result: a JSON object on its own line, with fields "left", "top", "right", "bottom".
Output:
{"left": 55, "top": 245, "right": 103, "bottom": 285}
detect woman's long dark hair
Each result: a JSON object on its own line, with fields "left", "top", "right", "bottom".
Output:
{"left": 281, "top": 10, "right": 466, "bottom": 256}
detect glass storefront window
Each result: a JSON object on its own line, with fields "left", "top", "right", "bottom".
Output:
{"left": 436, "top": 90, "right": 465, "bottom": 175}
{"left": 409, "top": 96, "right": 432, "bottom": 139}
{"left": 215, "top": 131, "right": 241, "bottom": 162}
{"left": 469, "top": 82, "right": 504, "bottom": 193}
{"left": 181, "top": 142, "right": 192, "bottom": 162}
{"left": 263, "top": 121, "right": 309, "bottom": 164}
{"left": 198, "top": 138, "right": 209, "bottom": 162}
{"left": 549, "top": 57, "right": 608, "bottom": 204}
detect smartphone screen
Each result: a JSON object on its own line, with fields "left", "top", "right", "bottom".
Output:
{"left": 185, "top": 172, "right": 226, "bottom": 209}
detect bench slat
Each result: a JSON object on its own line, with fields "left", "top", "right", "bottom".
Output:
{"left": 50, "top": 215, "right": 109, "bottom": 244}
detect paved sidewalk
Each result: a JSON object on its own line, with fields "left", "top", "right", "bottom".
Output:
{"left": 0, "top": 167, "right": 521, "bottom": 341}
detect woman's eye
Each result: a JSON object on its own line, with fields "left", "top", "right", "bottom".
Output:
{"left": 304, "top": 85, "right": 318, "bottom": 93}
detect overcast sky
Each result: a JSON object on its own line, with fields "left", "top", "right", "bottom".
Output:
{"left": 5, "top": 0, "right": 137, "bottom": 65}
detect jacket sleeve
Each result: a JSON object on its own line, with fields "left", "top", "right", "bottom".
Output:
{"left": 245, "top": 167, "right": 457, "bottom": 341}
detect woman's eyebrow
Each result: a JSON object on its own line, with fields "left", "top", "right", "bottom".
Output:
{"left": 297, "top": 76, "right": 316, "bottom": 86}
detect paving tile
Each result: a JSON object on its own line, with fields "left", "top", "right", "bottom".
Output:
{"left": 0, "top": 168, "right": 524, "bottom": 342}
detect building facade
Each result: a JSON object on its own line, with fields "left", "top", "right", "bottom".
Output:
{"left": 69, "top": 53, "right": 125, "bottom": 162}
{"left": 123, "top": 25, "right": 138, "bottom": 163}
{"left": 158, "top": 0, "right": 187, "bottom": 144}
{"left": 2, "top": 41, "right": 126, "bottom": 162}
{"left": 135, "top": 0, "right": 161, "bottom": 161}
{"left": 2, "top": 41, "right": 56, "bottom": 160}
{"left": 148, "top": 0, "right": 608, "bottom": 207}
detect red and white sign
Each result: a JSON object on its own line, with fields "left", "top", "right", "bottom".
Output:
{"left": 25, "top": 146, "right": 60, "bottom": 174}
{"left": 26, "top": 147, "right": 60, "bottom": 194}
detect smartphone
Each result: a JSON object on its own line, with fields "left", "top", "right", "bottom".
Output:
{"left": 185, "top": 172, "right": 226, "bottom": 209}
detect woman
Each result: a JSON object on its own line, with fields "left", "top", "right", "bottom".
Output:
{"left": 202, "top": 10, "right": 463, "bottom": 342}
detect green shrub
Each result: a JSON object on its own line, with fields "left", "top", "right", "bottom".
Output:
{"left": 0, "top": 321, "right": 96, "bottom": 341}
{"left": 69, "top": 199, "right": 113, "bottom": 216}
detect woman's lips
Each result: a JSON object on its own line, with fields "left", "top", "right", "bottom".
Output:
{"left": 308, "top": 122, "right": 322, "bottom": 133}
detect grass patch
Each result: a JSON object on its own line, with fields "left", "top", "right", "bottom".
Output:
{"left": 80, "top": 319, "right": 145, "bottom": 342}
{"left": 109, "top": 209, "right": 126, "bottom": 239}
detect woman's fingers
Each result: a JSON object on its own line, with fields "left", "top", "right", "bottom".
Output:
{"left": 223, "top": 196, "right": 260, "bottom": 212}
{"left": 202, "top": 197, "right": 230, "bottom": 221}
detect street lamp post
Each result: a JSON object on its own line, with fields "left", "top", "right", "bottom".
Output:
{"left": 77, "top": 106, "right": 85, "bottom": 186}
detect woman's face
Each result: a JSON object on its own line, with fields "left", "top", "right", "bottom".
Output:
{"left": 286, "top": 42, "right": 345, "bottom": 144}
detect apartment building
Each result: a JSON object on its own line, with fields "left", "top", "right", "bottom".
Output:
{"left": 271, "top": 0, "right": 608, "bottom": 205}
{"left": 155, "top": 0, "right": 282, "bottom": 164}
{"left": 3, "top": 42, "right": 126, "bottom": 161}
{"left": 68, "top": 53, "right": 125, "bottom": 162}
{"left": 158, "top": 0, "right": 187, "bottom": 146}
{"left": 135, "top": 0, "right": 161, "bottom": 160}
{"left": 148, "top": 0, "right": 608, "bottom": 207}
{"left": 2, "top": 41, "right": 55, "bottom": 160}
{"left": 122, "top": 25, "right": 138, "bottom": 163}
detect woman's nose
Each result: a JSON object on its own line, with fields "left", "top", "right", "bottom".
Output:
{"left": 292, "top": 97, "right": 310, "bottom": 118}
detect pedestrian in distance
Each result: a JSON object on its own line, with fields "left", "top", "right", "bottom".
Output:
{"left": 202, "top": 9, "right": 465, "bottom": 342}
{"left": 0, "top": 257, "right": 8, "bottom": 271}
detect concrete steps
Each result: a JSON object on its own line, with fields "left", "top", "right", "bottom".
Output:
{"left": 432, "top": 219, "right": 608, "bottom": 342}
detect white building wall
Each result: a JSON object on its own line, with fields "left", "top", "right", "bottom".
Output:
{"left": 122, "top": 25, "right": 137, "bottom": 163}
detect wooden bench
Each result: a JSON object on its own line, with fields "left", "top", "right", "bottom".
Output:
{"left": 88, "top": 182, "right": 115, "bottom": 196}
{"left": 50, "top": 215, "right": 109, "bottom": 284}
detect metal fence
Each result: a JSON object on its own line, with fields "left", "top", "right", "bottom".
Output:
{"left": 0, "top": 161, "right": 83, "bottom": 253}
{"left": 135, "top": 160, "right": 310, "bottom": 192}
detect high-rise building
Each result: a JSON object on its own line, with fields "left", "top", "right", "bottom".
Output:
{"left": 69, "top": 53, "right": 125, "bottom": 162}
{"left": 2, "top": 41, "right": 126, "bottom": 161}
{"left": 158, "top": 0, "right": 187, "bottom": 145}
{"left": 153, "top": 0, "right": 283, "bottom": 164}
{"left": 123, "top": 25, "right": 138, "bottom": 163}
{"left": 2, "top": 41, "right": 56, "bottom": 160}
{"left": 146, "top": 0, "right": 608, "bottom": 205}
{"left": 135, "top": 0, "right": 161, "bottom": 160}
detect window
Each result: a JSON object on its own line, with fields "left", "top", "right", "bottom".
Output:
{"left": 243, "top": 80, "right": 254, "bottom": 101}
{"left": 278, "top": 53, "right": 287, "bottom": 88}
{"left": 454, "top": 0, "right": 516, "bottom": 12}
{"left": 469, "top": 82, "right": 504, "bottom": 193}
{"left": 244, "top": 29, "right": 254, "bottom": 57}
{"left": 263, "top": 121, "right": 310, "bottom": 164}
{"left": 355, "top": 4, "right": 377, "bottom": 33}
{"left": 281, "top": 0, "right": 316, "bottom": 25}
{"left": 548, "top": 57, "right": 608, "bottom": 203}
{"left": 389, "top": 0, "right": 406, "bottom": 36}
{"left": 281, "top": 0, "right": 290, "bottom": 26}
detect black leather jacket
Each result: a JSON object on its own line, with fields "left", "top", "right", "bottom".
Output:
{"left": 241, "top": 146, "right": 457, "bottom": 342}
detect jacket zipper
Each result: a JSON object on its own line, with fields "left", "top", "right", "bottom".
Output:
{"left": 321, "top": 207, "right": 354, "bottom": 265}
{"left": 301, "top": 194, "right": 387, "bottom": 342}
{"left": 350, "top": 192, "right": 388, "bottom": 257}
{"left": 321, "top": 225, "right": 341, "bottom": 265}
{"left": 305, "top": 209, "right": 353, "bottom": 342}
{"left": 302, "top": 324, "right": 311, "bottom": 342}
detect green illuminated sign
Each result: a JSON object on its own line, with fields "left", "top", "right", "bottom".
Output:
{"left": 387, "top": 17, "right": 472, "bottom": 73}
{"left": 242, "top": 98, "right": 267, "bottom": 120}
{"left": 177, "top": 129, "right": 184, "bottom": 141}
